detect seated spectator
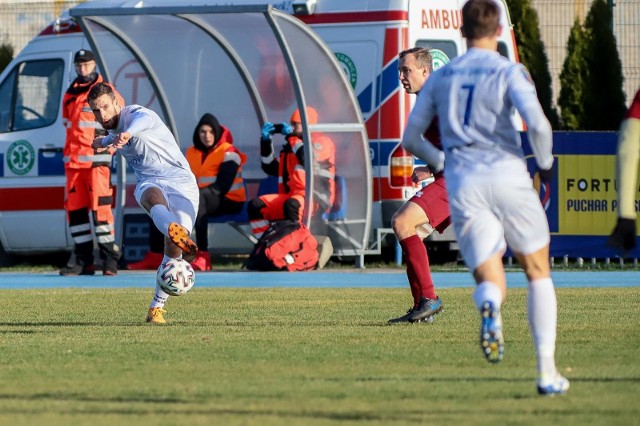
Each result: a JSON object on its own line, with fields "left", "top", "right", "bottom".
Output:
{"left": 186, "top": 113, "right": 247, "bottom": 270}
{"left": 248, "top": 107, "right": 335, "bottom": 239}
{"left": 128, "top": 113, "right": 246, "bottom": 271}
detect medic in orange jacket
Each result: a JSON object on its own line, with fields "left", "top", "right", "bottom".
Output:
{"left": 249, "top": 107, "right": 336, "bottom": 239}
{"left": 59, "top": 49, "right": 123, "bottom": 276}
{"left": 62, "top": 72, "right": 114, "bottom": 169}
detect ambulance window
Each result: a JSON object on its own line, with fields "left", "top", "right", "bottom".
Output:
{"left": 0, "top": 68, "right": 16, "bottom": 132}
{"left": 497, "top": 42, "right": 509, "bottom": 58}
{"left": 2, "top": 59, "right": 63, "bottom": 132}
{"left": 415, "top": 40, "right": 458, "bottom": 61}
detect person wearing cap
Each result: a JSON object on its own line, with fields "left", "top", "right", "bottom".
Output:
{"left": 248, "top": 107, "right": 336, "bottom": 239}
{"left": 185, "top": 113, "right": 247, "bottom": 271}
{"left": 59, "top": 49, "right": 123, "bottom": 276}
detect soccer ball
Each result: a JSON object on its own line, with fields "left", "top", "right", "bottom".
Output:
{"left": 156, "top": 258, "right": 195, "bottom": 296}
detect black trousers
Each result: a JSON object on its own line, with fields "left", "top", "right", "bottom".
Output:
{"left": 195, "top": 189, "right": 244, "bottom": 251}
{"left": 147, "top": 190, "right": 244, "bottom": 253}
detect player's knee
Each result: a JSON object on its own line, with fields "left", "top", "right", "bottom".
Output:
{"left": 392, "top": 210, "right": 413, "bottom": 236}
{"left": 140, "top": 187, "right": 166, "bottom": 211}
{"left": 283, "top": 198, "right": 301, "bottom": 221}
{"left": 520, "top": 258, "right": 550, "bottom": 280}
{"left": 391, "top": 212, "right": 402, "bottom": 235}
{"left": 248, "top": 198, "right": 266, "bottom": 220}
{"left": 516, "top": 247, "right": 550, "bottom": 280}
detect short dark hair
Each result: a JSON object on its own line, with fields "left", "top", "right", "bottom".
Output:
{"left": 399, "top": 47, "right": 433, "bottom": 73}
{"left": 461, "top": 0, "right": 500, "bottom": 40}
{"left": 88, "top": 82, "right": 116, "bottom": 104}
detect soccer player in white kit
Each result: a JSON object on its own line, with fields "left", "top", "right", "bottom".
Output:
{"left": 88, "top": 82, "right": 199, "bottom": 324}
{"left": 401, "top": 0, "right": 569, "bottom": 395}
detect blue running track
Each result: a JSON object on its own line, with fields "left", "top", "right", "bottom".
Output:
{"left": 0, "top": 270, "right": 638, "bottom": 289}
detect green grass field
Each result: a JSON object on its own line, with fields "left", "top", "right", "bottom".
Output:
{"left": 1, "top": 286, "right": 638, "bottom": 425}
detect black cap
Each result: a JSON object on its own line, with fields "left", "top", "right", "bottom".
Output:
{"left": 74, "top": 49, "right": 95, "bottom": 63}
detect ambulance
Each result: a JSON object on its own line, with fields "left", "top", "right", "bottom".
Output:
{"left": 0, "top": 0, "right": 519, "bottom": 265}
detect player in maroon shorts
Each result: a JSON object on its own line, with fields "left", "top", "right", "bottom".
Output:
{"left": 388, "top": 47, "right": 450, "bottom": 324}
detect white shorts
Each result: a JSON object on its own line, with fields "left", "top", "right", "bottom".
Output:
{"left": 135, "top": 178, "right": 199, "bottom": 231}
{"left": 447, "top": 157, "right": 550, "bottom": 271}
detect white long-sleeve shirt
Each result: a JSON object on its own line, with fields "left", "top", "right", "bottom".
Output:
{"left": 402, "top": 48, "right": 553, "bottom": 174}
{"left": 102, "top": 105, "right": 195, "bottom": 184}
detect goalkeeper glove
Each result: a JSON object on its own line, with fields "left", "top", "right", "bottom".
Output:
{"left": 538, "top": 165, "right": 554, "bottom": 183}
{"left": 608, "top": 218, "right": 637, "bottom": 251}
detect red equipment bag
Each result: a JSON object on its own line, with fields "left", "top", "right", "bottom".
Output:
{"left": 245, "top": 220, "right": 319, "bottom": 271}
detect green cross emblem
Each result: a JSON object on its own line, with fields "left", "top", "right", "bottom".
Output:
{"left": 7, "top": 139, "right": 36, "bottom": 175}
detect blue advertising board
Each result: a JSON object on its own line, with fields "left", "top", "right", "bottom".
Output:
{"left": 522, "top": 131, "right": 639, "bottom": 258}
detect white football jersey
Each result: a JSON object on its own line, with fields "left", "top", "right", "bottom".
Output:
{"left": 103, "top": 105, "right": 195, "bottom": 184}
{"left": 403, "top": 48, "right": 553, "bottom": 172}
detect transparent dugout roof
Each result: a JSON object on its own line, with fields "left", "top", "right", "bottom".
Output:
{"left": 71, "top": 2, "right": 371, "bottom": 256}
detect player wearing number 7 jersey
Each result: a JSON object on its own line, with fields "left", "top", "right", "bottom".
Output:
{"left": 401, "top": 0, "right": 568, "bottom": 396}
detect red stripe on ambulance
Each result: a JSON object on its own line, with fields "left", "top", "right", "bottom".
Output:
{"left": 0, "top": 187, "right": 64, "bottom": 211}
{"left": 298, "top": 10, "right": 408, "bottom": 25}
{"left": 379, "top": 96, "right": 402, "bottom": 140}
{"left": 374, "top": 177, "right": 405, "bottom": 201}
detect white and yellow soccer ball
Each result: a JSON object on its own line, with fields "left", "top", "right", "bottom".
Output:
{"left": 156, "top": 258, "right": 195, "bottom": 296}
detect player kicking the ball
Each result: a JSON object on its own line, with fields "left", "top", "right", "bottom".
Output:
{"left": 89, "top": 82, "right": 199, "bottom": 324}
{"left": 401, "top": 0, "right": 569, "bottom": 395}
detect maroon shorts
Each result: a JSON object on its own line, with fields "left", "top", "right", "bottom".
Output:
{"left": 409, "top": 173, "right": 451, "bottom": 234}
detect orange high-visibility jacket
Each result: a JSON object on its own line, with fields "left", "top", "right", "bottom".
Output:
{"left": 62, "top": 75, "right": 121, "bottom": 168}
{"left": 275, "top": 134, "right": 336, "bottom": 211}
{"left": 185, "top": 127, "right": 247, "bottom": 202}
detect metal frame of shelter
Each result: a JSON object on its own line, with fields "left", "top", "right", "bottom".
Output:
{"left": 69, "top": 2, "right": 372, "bottom": 260}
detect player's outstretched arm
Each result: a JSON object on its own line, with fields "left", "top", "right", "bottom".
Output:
{"left": 125, "top": 106, "right": 155, "bottom": 137}
{"left": 508, "top": 65, "right": 553, "bottom": 172}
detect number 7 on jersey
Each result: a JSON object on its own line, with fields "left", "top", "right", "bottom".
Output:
{"left": 461, "top": 84, "right": 475, "bottom": 126}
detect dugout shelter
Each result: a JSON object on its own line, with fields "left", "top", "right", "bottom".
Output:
{"left": 69, "top": 0, "right": 372, "bottom": 260}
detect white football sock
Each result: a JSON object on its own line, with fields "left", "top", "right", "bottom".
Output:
{"left": 527, "top": 277, "right": 558, "bottom": 383}
{"left": 149, "top": 205, "right": 176, "bottom": 238}
{"left": 473, "top": 281, "right": 503, "bottom": 311}
{"left": 150, "top": 284, "right": 170, "bottom": 308}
